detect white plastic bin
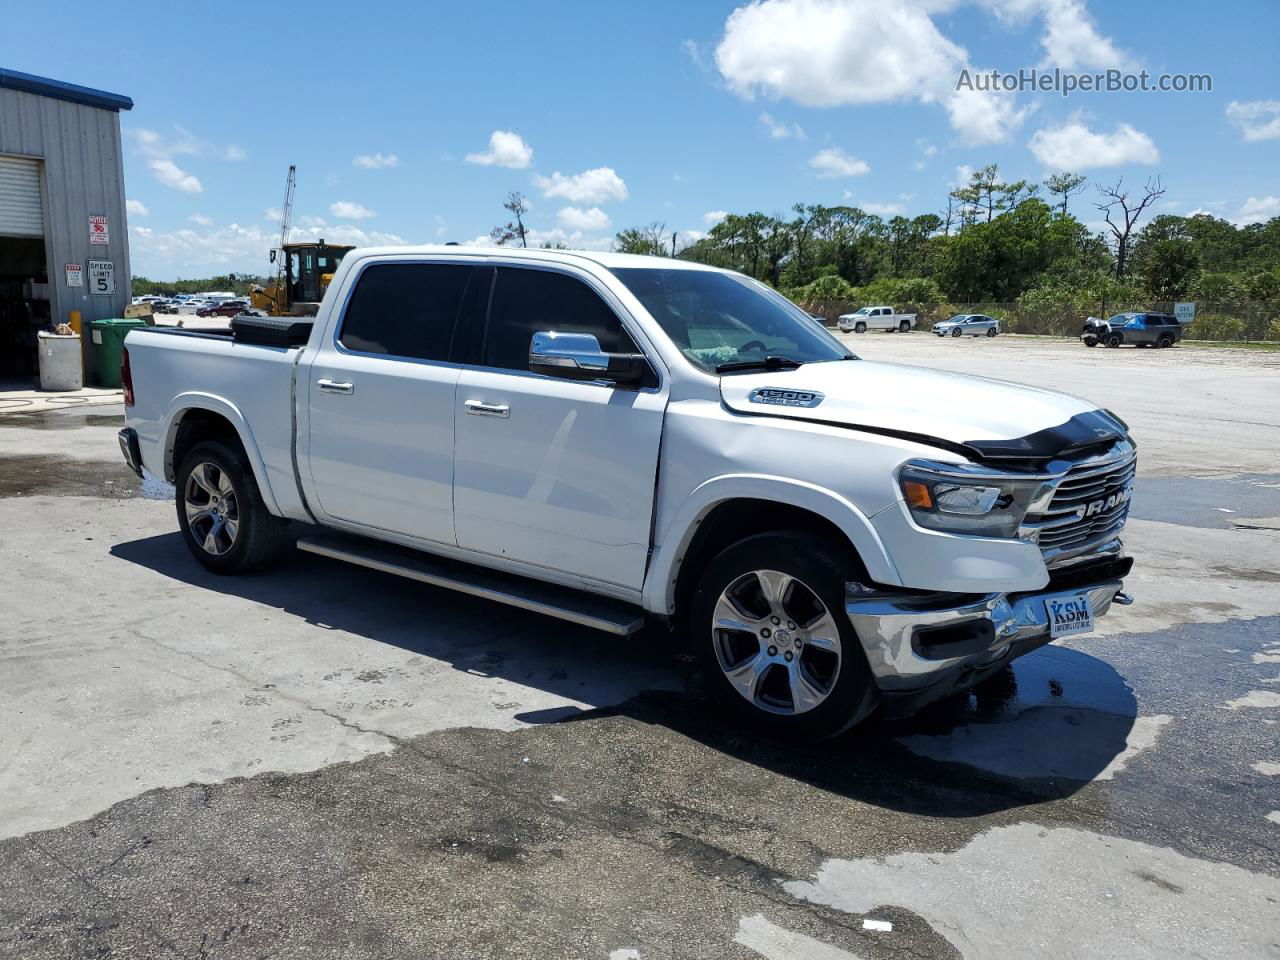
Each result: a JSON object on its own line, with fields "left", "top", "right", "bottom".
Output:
{"left": 37, "top": 331, "right": 83, "bottom": 391}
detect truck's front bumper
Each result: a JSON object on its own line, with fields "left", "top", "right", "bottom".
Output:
{"left": 846, "top": 556, "right": 1133, "bottom": 718}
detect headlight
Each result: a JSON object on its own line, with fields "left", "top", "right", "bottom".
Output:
{"left": 898, "top": 459, "right": 1049, "bottom": 537}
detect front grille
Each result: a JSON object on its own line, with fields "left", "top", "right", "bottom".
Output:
{"left": 1026, "top": 447, "right": 1136, "bottom": 560}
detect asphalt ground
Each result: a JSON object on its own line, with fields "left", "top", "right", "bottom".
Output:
{"left": 1, "top": 335, "right": 1278, "bottom": 959}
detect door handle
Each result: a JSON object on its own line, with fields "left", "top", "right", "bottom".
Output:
{"left": 464, "top": 399, "right": 510, "bottom": 418}
{"left": 317, "top": 378, "right": 354, "bottom": 395}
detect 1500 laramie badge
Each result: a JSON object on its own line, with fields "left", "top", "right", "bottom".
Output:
{"left": 117, "top": 247, "right": 1136, "bottom": 739}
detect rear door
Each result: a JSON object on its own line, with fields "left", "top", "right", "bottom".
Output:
{"left": 303, "top": 260, "right": 482, "bottom": 545}
{"left": 452, "top": 264, "right": 666, "bottom": 591}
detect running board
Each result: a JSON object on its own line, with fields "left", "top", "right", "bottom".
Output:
{"left": 296, "top": 532, "right": 645, "bottom": 636}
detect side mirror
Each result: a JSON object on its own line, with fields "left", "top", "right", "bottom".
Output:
{"left": 529, "top": 331, "right": 647, "bottom": 385}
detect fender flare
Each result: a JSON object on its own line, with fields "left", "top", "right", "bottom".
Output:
{"left": 642, "top": 474, "right": 902, "bottom": 615}
{"left": 161, "top": 393, "right": 282, "bottom": 516}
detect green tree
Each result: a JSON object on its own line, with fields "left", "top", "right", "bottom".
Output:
{"left": 1044, "top": 173, "right": 1087, "bottom": 216}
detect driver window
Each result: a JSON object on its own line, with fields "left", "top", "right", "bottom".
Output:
{"left": 484, "top": 267, "right": 639, "bottom": 373}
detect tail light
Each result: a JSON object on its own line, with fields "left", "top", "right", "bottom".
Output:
{"left": 121, "top": 346, "right": 134, "bottom": 407}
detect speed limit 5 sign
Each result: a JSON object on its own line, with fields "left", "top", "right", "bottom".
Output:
{"left": 88, "top": 260, "right": 115, "bottom": 295}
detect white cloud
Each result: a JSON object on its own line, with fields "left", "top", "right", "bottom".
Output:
{"left": 187, "top": 213, "right": 213, "bottom": 226}
{"left": 434, "top": 214, "right": 448, "bottom": 238}
{"left": 467, "top": 226, "right": 613, "bottom": 252}
{"left": 533, "top": 167, "right": 629, "bottom": 205}
{"left": 710, "top": 0, "right": 1080, "bottom": 144}
{"left": 758, "top": 112, "right": 806, "bottom": 139}
{"left": 982, "top": 0, "right": 1129, "bottom": 69}
{"left": 809, "top": 146, "right": 870, "bottom": 178}
{"left": 681, "top": 39, "right": 712, "bottom": 72}
{"left": 133, "top": 126, "right": 245, "bottom": 191}
{"left": 465, "top": 130, "right": 534, "bottom": 169}
{"left": 149, "top": 158, "right": 202, "bottom": 193}
{"left": 1028, "top": 118, "right": 1158, "bottom": 169}
{"left": 946, "top": 83, "right": 1035, "bottom": 145}
{"left": 1226, "top": 100, "right": 1280, "bottom": 143}
{"left": 125, "top": 199, "right": 149, "bottom": 217}
{"left": 264, "top": 207, "right": 282, "bottom": 221}
{"left": 716, "top": 0, "right": 965, "bottom": 107}
{"left": 863, "top": 202, "right": 906, "bottom": 216}
{"left": 353, "top": 151, "right": 400, "bottom": 168}
{"left": 703, "top": 210, "right": 729, "bottom": 226}
{"left": 556, "top": 206, "right": 612, "bottom": 231}
{"left": 1235, "top": 196, "right": 1280, "bottom": 226}
{"left": 329, "top": 200, "right": 377, "bottom": 220}
{"left": 128, "top": 220, "right": 405, "bottom": 278}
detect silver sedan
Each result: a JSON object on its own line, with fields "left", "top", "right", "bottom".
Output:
{"left": 933, "top": 314, "right": 1000, "bottom": 338}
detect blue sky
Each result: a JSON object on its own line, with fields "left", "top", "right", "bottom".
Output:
{"left": 6, "top": 0, "right": 1279, "bottom": 279}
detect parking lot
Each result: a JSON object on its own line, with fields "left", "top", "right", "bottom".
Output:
{"left": 2, "top": 334, "right": 1278, "bottom": 958}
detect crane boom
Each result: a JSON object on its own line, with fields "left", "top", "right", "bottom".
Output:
{"left": 273, "top": 165, "right": 296, "bottom": 292}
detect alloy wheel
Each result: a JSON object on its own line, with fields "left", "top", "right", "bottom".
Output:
{"left": 184, "top": 462, "right": 240, "bottom": 556}
{"left": 711, "top": 569, "right": 842, "bottom": 716}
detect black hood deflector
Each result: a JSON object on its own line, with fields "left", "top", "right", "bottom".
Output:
{"left": 961, "top": 408, "right": 1129, "bottom": 463}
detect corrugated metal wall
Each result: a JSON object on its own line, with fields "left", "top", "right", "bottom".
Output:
{"left": 0, "top": 85, "right": 131, "bottom": 340}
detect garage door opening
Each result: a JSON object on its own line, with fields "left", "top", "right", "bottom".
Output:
{"left": 0, "top": 235, "right": 50, "bottom": 378}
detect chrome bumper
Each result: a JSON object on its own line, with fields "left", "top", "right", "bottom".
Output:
{"left": 846, "top": 578, "right": 1130, "bottom": 692}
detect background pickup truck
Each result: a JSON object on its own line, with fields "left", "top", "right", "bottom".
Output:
{"left": 118, "top": 247, "right": 1136, "bottom": 738}
{"left": 836, "top": 305, "right": 917, "bottom": 333}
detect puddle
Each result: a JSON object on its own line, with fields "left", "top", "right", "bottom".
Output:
{"left": 0, "top": 454, "right": 140, "bottom": 499}
{"left": 0, "top": 409, "right": 124, "bottom": 431}
{"left": 891, "top": 646, "right": 1142, "bottom": 782}
{"left": 1130, "top": 474, "right": 1280, "bottom": 529}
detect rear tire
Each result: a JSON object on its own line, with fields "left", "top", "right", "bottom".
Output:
{"left": 898, "top": 320, "right": 911, "bottom": 333}
{"left": 176, "top": 439, "right": 291, "bottom": 575}
{"left": 1158, "top": 334, "right": 1173, "bottom": 348}
{"left": 1106, "top": 333, "right": 1122, "bottom": 348}
{"left": 986, "top": 326, "right": 997, "bottom": 337}
{"left": 691, "top": 531, "right": 878, "bottom": 740}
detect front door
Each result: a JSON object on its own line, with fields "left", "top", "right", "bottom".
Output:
{"left": 452, "top": 265, "right": 665, "bottom": 591}
{"left": 305, "top": 261, "right": 480, "bottom": 545}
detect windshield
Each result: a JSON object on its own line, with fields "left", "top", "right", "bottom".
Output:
{"left": 610, "top": 268, "right": 850, "bottom": 373}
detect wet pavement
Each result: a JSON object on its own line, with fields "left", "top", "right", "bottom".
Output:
{"left": 2, "top": 337, "right": 1279, "bottom": 960}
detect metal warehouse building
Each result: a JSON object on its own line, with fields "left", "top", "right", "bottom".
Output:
{"left": 0, "top": 68, "right": 132, "bottom": 380}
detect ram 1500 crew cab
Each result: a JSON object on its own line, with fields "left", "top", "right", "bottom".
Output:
{"left": 118, "top": 247, "right": 1136, "bottom": 738}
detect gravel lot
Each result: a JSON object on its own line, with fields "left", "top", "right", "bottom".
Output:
{"left": 1, "top": 335, "right": 1278, "bottom": 959}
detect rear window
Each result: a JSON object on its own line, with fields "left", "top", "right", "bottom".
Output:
{"left": 339, "top": 263, "right": 474, "bottom": 361}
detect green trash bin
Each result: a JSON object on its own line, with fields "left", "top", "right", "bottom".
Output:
{"left": 89, "top": 318, "right": 148, "bottom": 388}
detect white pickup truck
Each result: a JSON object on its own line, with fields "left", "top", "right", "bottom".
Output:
{"left": 118, "top": 247, "right": 1135, "bottom": 738}
{"left": 837, "top": 305, "right": 917, "bottom": 333}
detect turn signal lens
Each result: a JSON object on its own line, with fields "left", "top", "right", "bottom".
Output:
{"left": 903, "top": 480, "right": 933, "bottom": 509}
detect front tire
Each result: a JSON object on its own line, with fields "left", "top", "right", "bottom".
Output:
{"left": 176, "top": 439, "right": 291, "bottom": 574}
{"left": 952, "top": 327, "right": 962, "bottom": 337}
{"left": 1106, "top": 333, "right": 1122, "bottom": 348}
{"left": 691, "top": 531, "right": 878, "bottom": 739}
{"left": 854, "top": 321, "right": 866, "bottom": 334}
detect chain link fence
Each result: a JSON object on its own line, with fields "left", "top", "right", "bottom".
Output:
{"left": 805, "top": 300, "right": 1280, "bottom": 342}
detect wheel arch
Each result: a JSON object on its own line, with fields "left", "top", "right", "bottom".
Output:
{"left": 644, "top": 475, "right": 901, "bottom": 618}
{"left": 163, "top": 395, "right": 282, "bottom": 516}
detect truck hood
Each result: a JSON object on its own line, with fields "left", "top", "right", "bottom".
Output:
{"left": 718, "top": 359, "right": 1127, "bottom": 462}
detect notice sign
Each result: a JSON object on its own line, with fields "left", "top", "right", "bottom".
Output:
{"left": 89, "top": 215, "right": 109, "bottom": 244}
{"left": 88, "top": 260, "right": 115, "bottom": 295}
{"left": 65, "top": 263, "right": 83, "bottom": 287}
{"left": 1174, "top": 302, "right": 1196, "bottom": 324}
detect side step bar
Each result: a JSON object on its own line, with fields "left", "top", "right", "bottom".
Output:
{"left": 296, "top": 532, "right": 645, "bottom": 636}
